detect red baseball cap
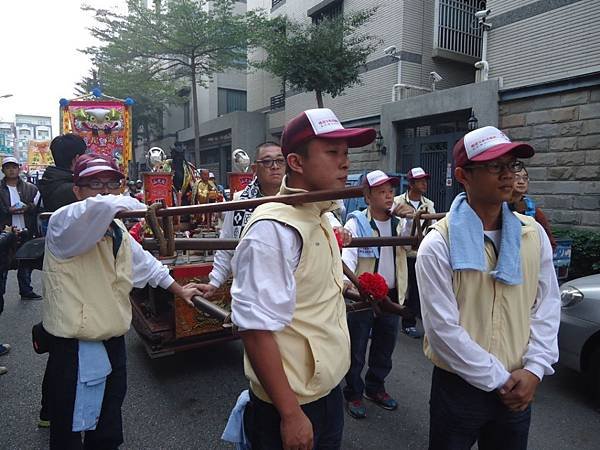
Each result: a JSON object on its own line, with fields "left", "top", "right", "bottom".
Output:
{"left": 74, "top": 153, "right": 124, "bottom": 184}
{"left": 281, "top": 108, "right": 376, "bottom": 156}
{"left": 407, "top": 167, "right": 430, "bottom": 180}
{"left": 365, "top": 170, "right": 400, "bottom": 188}
{"left": 453, "top": 126, "right": 534, "bottom": 168}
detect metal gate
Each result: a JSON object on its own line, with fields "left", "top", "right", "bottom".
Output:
{"left": 397, "top": 131, "right": 465, "bottom": 212}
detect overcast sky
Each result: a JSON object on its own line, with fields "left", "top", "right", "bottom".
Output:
{"left": 0, "top": 0, "right": 123, "bottom": 133}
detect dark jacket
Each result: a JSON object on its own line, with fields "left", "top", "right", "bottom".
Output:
{"left": 0, "top": 178, "right": 38, "bottom": 232}
{"left": 37, "top": 166, "right": 78, "bottom": 212}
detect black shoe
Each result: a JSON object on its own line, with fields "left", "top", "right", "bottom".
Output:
{"left": 21, "top": 292, "right": 42, "bottom": 301}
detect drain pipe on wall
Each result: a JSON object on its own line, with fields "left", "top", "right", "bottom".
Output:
{"left": 475, "top": 8, "right": 492, "bottom": 82}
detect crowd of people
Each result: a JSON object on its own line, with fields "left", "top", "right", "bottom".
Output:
{"left": 0, "top": 107, "right": 561, "bottom": 450}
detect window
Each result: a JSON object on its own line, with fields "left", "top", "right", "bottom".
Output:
{"left": 218, "top": 89, "right": 247, "bottom": 116}
{"left": 309, "top": 0, "right": 343, "bottom": 24}
{"left": 434, "top": 0, "right": 485, "bottom": 60}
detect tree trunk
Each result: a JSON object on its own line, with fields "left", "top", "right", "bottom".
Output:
{"left": 190, "top": 67, "right": 201, "bottom": 166}
{"left": 316, "top": 90, "right": 324, "bottom": 108}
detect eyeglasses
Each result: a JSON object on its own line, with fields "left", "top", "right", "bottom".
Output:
{"left": 515, "top": 175, "right": 529, "bottom": 182}
{"left": 78, "top": 180, "right": 122, "bottom": 190}
{"left": 255, "top": 158, "right": 286, "bottom": 168}
{"left": 463, "top": 160, "right": 524, "bottom": 174}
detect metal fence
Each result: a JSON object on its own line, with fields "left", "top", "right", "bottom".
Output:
{"left": 270, "top": 94, "right": 285, "bottom": 110}
{"left": 435, "top": 0, "right": 484, "bottom": 59}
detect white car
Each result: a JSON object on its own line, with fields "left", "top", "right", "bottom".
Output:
{"left": 559, "top": 274, "right": 600, "bottom": 400}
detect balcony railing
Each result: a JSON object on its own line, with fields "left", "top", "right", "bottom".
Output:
{"left": 270, "top": 94, "right": 285, "bottom": 110}
{"left": 272, "top": 0, "right": 284, "bottom": 8}
{"left": 392, "top": 84, "right": 432, "bottom": 102}
{"left": 434, "top": 0, "right": 484, "bottom": 61}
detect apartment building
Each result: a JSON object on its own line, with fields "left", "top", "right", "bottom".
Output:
{"left": 488, "top": 0, "right": 600, "bottom": 229}
{"left": 154, "top": 0, "right": 599, "bottom": 227}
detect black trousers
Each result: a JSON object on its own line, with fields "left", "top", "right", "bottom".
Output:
{"left": 402, "top": 256, "right": 421, "bottom": 329}
{"left": 47, "top": 334, "right": 127, "bottom": 450}
{"left": 244, "top": 386, "right": 344, "bottom": 450}
{"left": 429, "top": 367, "right": 531, "bottom": 450}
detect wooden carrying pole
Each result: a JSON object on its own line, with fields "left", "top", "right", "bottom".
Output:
{"left": 142, "top": 235, "right": 419, "bottom": 252}
{"left": 38, "top": 187, "right": 364, "bottom": 221}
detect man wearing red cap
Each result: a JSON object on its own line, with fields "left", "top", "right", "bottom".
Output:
{"left": 341, "top": 170, "right": 407, "bottom": 419}
{"left": 393, "top": 167, "right": 436, "bottom": 339}
{"left": 416, "top": 126, "right": 560, "bottom": 449}
{"left": 231, "top": 108, "right": 374, "bottom": 449}
{"left": 42, "top": 154, "right": 201, "bottom": 450}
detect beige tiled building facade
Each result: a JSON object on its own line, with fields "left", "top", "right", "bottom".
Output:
{"left": 150, "top": 0, "right": 599, "bottom": 227}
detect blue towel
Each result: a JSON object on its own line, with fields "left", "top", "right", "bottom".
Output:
{"left": 347, "top": 210, "right": 379, "bottom": 258}
{"left": 447, "top": 192, "right": 523, "bottom": 285}
{"left": 221, "top": 390, "right": 251, "bottom": 450}
{"left": 72, "top": 341, "right": 112, "bottom": 432}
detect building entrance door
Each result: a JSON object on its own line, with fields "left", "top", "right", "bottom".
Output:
{"left": 396, "top": 113, "right": 469, "bottom": 212}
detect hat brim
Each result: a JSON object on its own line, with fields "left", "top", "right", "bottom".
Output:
{"left": 77, "top": 168, "right": 124, "bottom": 181}
{"left": 470, "top": 142, "right": 534, "bottom": 162}
{"left": 368, "top": 176, "right": 400, "bottom": 188}
{"left": 318, "top": 128, "right": 376, "bottom": 148}
{"left": 409, "top": 174, "right": 430, "bottom": 180}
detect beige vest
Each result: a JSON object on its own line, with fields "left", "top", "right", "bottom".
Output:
{"left": 423, "top": 213, "right": 541, "bottom": 373}
{"left": 354, "top": 209, "right": 408, "bottom": 304}
{"left": 394, "top": 191, "right": 435, "bottom": 215}
{"left": 42, "top": 220, "right": 134, "bottom": 341}
{"left": 394, "top": 191, "right": 436, "bottom": 257}
{"left": 240, "top": 184, "right": 351, "bottom": 405}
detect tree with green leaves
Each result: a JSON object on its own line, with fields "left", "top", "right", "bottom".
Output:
{"left": 254, "top": 8, "right": 381, "bottom": 108}
{"left": 84, "top": 0, "right": 266, "bottom": 163}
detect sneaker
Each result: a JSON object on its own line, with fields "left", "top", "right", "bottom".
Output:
{"left": 345, "top": 399, "right": 367, "bottom": 419}
{"left": 0, "top": 344, "right": 10, "bottom": 356}
{"left": 402, "top": 326, "right": 423, "bottom": 339}
{"left": 21, "top": 292, "right": 42, "bottom": 301}
{"left": 0, "top": 366, "right": 6, "bottom": 375}
{"left": 38, "top": 419, "right": 50, "bottom": 428}
{"left": 364, "top": 391, "right": 398, "bottom": 411}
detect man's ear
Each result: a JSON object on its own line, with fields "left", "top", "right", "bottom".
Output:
{"left": 73, "top": 185, "right": 83, "bottom": 201}
{"left": 286, "top": 153, "right": 304, "bottom": 175}
{"left": 454, "top": 167, "right": 469, "bottom": 188}
{"left": 250, "top": 163, "right": 257, "bottom": 175}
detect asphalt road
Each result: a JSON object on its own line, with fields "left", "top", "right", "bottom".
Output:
{"left": 1, "top": 271, "right": 599, "bottom": 450}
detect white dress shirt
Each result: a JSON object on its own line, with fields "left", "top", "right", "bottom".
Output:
{"left": 230, "top": 220, "right": 301, "bottom": 331}
{"left": 416, "top": 221, "right": 560, "bottom": 391}
{"left": 210, "top": 210, "right": 341, "bottom": 289}
{"left": 46, "top": 194, "right": 174, "bottom": 290}
{"left": 209, "top": 209, "right": 236, "bottom": 288}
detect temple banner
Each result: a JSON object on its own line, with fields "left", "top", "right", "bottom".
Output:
{"left": 27, "top": 140, "right": 54, "bottom": 171}
{"left": 61, "top": 99, "right": 132, "bottom": 174}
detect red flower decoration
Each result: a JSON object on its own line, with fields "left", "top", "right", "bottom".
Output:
{"left": 333, "top": 228, "right": 344, "bottom": 249}
{"left": 357, "top": 272, "right": 388, "bottom": 301}
{"left": 129, "top": 221, "right": 144, "bottom": 243}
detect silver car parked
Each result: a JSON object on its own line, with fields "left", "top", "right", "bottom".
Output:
{"left": 559, "top": 274, "right": 600, "bottom": 399}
